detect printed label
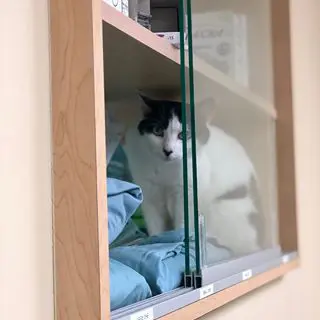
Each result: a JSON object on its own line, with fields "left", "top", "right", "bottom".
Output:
{"left": 200, "top": 284, "right": 215, "bottom": 299}
{"left": 242, "top": 269, "right": 252, "bottom": 281}
{"left": 130, "top": 308, "right": 153, "bottom": 320}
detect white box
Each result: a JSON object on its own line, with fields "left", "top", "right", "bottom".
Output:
{"left": 156, "top": 32, "right": 181, "bottom": 48}
{"left": 191, "top": 11, "right": 249, "bottom": 87}
{"left": 104, "top": 0, "right": 129, "bottom": 16}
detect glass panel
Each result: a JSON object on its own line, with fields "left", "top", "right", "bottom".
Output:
{"left": 179, "top": 0, "right": 204, "bottom": 281}
{"left": 189, "top": 0, "right": 274, "bottom": 102}
{"left": 178, "top": 0, "right": 192, "bottom": 282}
{"left": 106, "top": 92, "right": 193, "bottom": 309}
{"left": 184, "top": 0, "right": 279, "bottom": 271}
{"left": 184, "top": 0, "right": 202, "bottom": 277}
{"left": 105, "top": 1, "right": 193, "bottom": 308}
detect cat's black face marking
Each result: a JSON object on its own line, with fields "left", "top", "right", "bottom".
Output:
{"left": 137, "top": 95, "right": 212, "bottom": 145}
{"left": 138, "top": 96, "right": 182, "bottom": 136}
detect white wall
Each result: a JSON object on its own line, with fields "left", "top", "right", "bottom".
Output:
{"left": 0, "top": 1, "right": 53, "bottom": 320}
{"left": 1, "top": 0, "right": 320, "bottom": 319}
{"left": 204, "top": 0, "right": 320, "bottom": 318}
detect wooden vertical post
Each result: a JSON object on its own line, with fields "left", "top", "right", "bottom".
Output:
{"left": 271, "top": 0, "right": 298, "bottom": 252}
{"left": 50, "top": 0, "right": 109, "bottom": 318}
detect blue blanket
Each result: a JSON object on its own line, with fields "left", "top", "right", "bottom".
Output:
{"left": 110, "top": 219, "right": 147, "bottom": 249}
{"left": 107, "top": 178, "right": 143, "bottom": 244}
{"left": 109, "top": 258, "right": 152, "bottom": 311}
{"left": 110, "top": 229, "right": 231, "bottom": 295}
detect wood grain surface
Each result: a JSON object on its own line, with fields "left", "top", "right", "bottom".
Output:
{"left": 50, "top": 0, "right": 109, "bottom": 318}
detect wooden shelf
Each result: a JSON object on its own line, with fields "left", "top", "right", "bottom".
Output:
{"left": 192, "top": 55, "right": 277, "bottom": 118}
{"left": 102, "top": 1, "right": 181, "bottom": 98}
{"left": 102, "top": 1, "right": 276, "bottom": 118}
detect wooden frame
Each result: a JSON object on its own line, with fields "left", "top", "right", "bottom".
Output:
{"left": 50, "top": 0, "right": 298, "bottom": 319}
{"left": 50, "top": 0, "right": 109, "bottom": 318}
{"left": 159, "top": 259, "right": 299, "bottom": 320}
{"left": 272, "top": 0, "right": 298, "bottom": 253}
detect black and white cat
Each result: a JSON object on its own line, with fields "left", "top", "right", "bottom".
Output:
{"left": 123, "top": 95, "right": 261, "bottom": 255}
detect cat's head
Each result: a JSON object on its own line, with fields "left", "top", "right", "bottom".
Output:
{"left": 137, "top": 95, "right": 191, "bottom": 162}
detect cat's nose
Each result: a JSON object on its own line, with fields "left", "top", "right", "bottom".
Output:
{"left": 163, "top": 148, "right": 173, "bottom": 157}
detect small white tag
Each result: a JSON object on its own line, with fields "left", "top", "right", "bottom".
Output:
{"left": 200, "top": 283, "right": 214, "bottom": 299}
{"left": 130, "top": 308, "right": 154, "bottom": 320}
{"left": 242, "top": 269, "right": 252, "bottom": 281}
{"left": 282, "top": 255, "right": 290, "bottom": 264}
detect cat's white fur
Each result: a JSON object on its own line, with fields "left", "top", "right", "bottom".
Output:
{"left": 123, "top": 106, "right": 260, "bottom": 255}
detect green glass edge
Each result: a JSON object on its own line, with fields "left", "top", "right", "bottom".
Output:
{"left": 179, "top": 0, "right": 190, "bottom": 276}
{"left": 186, "top": 0, "right": 201, "bottom": 274}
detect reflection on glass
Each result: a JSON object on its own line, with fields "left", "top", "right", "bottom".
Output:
{"left": 185, "top": 0, "right": 278, "bottom": 269}
{"left": 189, "top": 0, "right": 274, "bottom": 101}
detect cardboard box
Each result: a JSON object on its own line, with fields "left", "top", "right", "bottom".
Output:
{"left": 129, "top": 0, "right": 152, "bottom": 29}
{"left": 151, "top": 3, "right": 186, "bottom": 48}
{"left": 151, "top": 7, "right": 178, "bottom": 32}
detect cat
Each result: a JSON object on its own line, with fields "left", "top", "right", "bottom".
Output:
{"left": 122, "top": 95, "right": 262, "bottom": 255}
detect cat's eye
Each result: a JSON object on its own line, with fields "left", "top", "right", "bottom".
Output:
{"left": 153, "top": 127, "right": 164, "bottom": 137}
{"left": 178, "top": 130, "right": 190, "bottom": 140}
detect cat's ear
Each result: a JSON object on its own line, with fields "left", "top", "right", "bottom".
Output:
{"left": 139, "top": 94, "right": 158, "bottom": 110}
{"left": 195, "top": 97, "right": 216, "bottom": 144}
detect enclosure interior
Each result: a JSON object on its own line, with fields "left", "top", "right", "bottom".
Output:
{"left": 103, "top": 0, "right": 280, "bottom": 313}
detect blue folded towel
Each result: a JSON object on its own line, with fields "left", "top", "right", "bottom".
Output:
{"left": 110, "top": 229, "right": 231, "bottom": 295}
{"left": 107, "top": 178, "right": 143, "bottom": 244}
{"left": 109, "top": 258, "right": 152, "bottom": 311}
{"left": 110, "top": 219, "right": 147, "bottom": 249}
{"left": 111, "top": 230, "right": 187, "bottom": 294}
